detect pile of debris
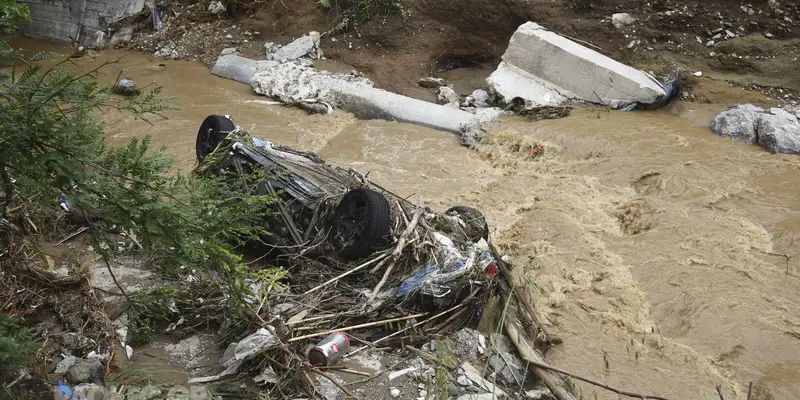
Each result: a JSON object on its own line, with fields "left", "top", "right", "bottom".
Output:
{"left": 712, "top": 103, "right": 800, "bottom": 154}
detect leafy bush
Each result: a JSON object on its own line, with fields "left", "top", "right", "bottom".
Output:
{"left": 1, "top": 28, "right": 277, "bottom": 314}
{"left": 0, "top": 0, "right": 30, "bottom": 35}
{"left": 0, "top": 315, "right": 38, "bottom": 372}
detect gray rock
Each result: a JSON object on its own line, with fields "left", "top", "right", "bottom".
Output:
{"left": 457, "top": 375, "right": 471, "bottom": 386}
{"left": 757, "top": 113, "right": 800, "bottom": 154}
{"left": 316, "top": 374, "right": 345, "bottom": 400}
{"left": 66, "top": 358, "right": 104, "bottom": 384}
{"left": 55, "top": 355, "right": 78, "bottom": 375}
{"left": 471, "top": 89, "right": 491, "bottom": 108}
{"left": 60, "top": 332, "right": 90, "bottom": 350}
{"left": 489, "top": 351, "right": 527, "bottom": 386}
{"left": 487, "top": 334, "right": 528, "bottom": 386}
{"left": 437, "top": 86, "right": 459, "bottom": 104}
{"left": 220, "top": 47, "right": 237, "bottom": 56}
{"left": 769, "top": 107, "right": 798, "bottom": 123}
{"left": 738, "top": 104, "right": 765, "bottom": 113}
{"left": 418, "top": 77, "right": 446, "bottom": 88}
{"left": 450, "top": 328, "right": 486, "bottom": 361}
{"left": 785, "top": 104, "right": 800, "bottom": 119}
{"left": 269, "top": 34, "right": 319, "bottom": 62}
{"left": 711, "top": 106, "right": 760, "bottom": 144}
{"left": 611, "top": 13, "right": 636, "bottom": 29}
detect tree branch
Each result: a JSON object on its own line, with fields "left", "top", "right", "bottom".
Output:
{"left": 525, "top": 356, "right": 671, "bottom": 400}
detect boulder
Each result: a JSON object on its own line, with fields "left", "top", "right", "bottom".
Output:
{"left": 66, "top": 358, "right": 104, "bottom": 384}
{"left": 757, "top": 113, "right": 800, "bottom": 154}
{"left": 711, "top": 105, "right": 761, "bottom": 144}
{"left": 769, "top": 107, "right": 798, "bottom": 123}
{"left": 437, "top": 86, "right": 459, "bottom": 104}
{"left": 612, "top": 13, "right": 637, "bottom": 29}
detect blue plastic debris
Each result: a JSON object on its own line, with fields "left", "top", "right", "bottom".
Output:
{"left": 621, "top": 75, "right": 683, "bottom": 111}
{"left": 57, "top": 195, "right": 71, "bottom": 212}
{"left": 396, "top": 263, "right": 437, "bottom": 297}
{"left": 55, "top": 381, "right": 73, "bottom": 399}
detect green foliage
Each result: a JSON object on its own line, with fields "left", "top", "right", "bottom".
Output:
{"left": 0, "top": 41, "right": 279, "bottom": 318}
{"left": 0, "top": 315, "right": 38, "bottom": 372}
{"left": 0, "top": 0, "right": 30, "bottom": 35}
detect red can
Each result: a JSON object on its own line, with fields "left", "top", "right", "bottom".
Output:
{"left": 308, "top": 332, "right": 350, "bottom": 366}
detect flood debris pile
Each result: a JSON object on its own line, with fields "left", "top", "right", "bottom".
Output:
{"left": 170, "top": 124, "right": 594, "bottom": 399}
{"left": 712, "top": 103, "right": 800, "bottom": 154}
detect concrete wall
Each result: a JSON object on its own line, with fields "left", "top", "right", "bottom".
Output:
{"left": 18, "top": 0, "right": 144, "bottom": 47}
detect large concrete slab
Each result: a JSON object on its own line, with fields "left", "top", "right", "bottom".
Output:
{"left": 19, "top": 0, "right": 145, "bottom": 47}
{"left": 488, "top": 22, "right": 666, "bottom": 108}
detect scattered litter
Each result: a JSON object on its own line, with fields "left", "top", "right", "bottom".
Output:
{"left": 694, "top": 71, "right": 703, "bottom": 77}
{"left": 388, "top": 366, "right": 417, "bottom": 381}
{"left": 309, "top": 332, "right": 350, "bottom": 366}
{"left": 189, "top": 328, "right": 279, "bottom": 383}
{"left": 254, "top": 366, "right": 280, "bottom": 385}
{"left": 462, "top": 361, "right": 508, "bottom": 398}
{"left": 390, "top": 387, "right": 401, "bottom": 398}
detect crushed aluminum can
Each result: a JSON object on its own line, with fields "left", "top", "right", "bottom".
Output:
{"left": 308, "top": 332, "right": 350, "bottom": 367}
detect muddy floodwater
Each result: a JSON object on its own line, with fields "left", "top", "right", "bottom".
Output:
{"left": 8, "top": 38, "right": 800, "bottom": 399}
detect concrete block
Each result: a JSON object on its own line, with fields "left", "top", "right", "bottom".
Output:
{"left": 20, "top": 0, "right": 146, "bottom": 47}
{"left": 488, "top": 22, "right": 666, "bottom": 108}
{"left": 212, "top": 55, "right": 278, "bottom": 84}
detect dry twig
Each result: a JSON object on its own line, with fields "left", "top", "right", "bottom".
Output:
{"left": 288, "top": 313, "right": 427, "bottom": 342}
{"left": 367, "top": 201, "right": 423, "bottom": 303}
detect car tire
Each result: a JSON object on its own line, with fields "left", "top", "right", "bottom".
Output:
{"left": 196, "top": 115, "right": 235, "bottom": 162}
{"left": 446, "top": 206, "right": 489, "bottom": 241}
{"left": 332, "top": 188, "right": 391, "bottom": 259}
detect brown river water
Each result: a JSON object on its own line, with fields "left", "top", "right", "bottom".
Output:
{"left": 8, "top": 38, "right": 800, "bottom": 399}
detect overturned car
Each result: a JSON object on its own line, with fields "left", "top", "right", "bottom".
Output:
{"left": 195, "top": 115, "right": 488, "bottom": 258}
{"left": 194, "top": 115, "right": 496, "bottom": 309}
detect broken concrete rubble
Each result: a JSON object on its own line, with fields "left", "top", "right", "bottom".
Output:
{"left": 437, "top": 86, "right": 459, "bottom": 104}
{"left": 487, "top": 22, "right": 667, "bottom": 109}
{"left": 213, "top": 52, "right": 496, "bottom": 145}
{"left": 210, "top": 32, "right": 503, "bottom": 145}
{"left": 268, "top": 32, "right": 322, "bottom": 62}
